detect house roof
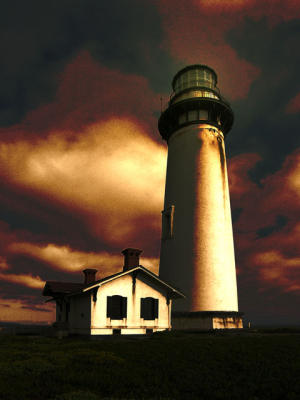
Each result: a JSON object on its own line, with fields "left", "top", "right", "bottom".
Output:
{"left": 42, "top": 281, "right": 85, "bottom": 297}
{"left": 81, "top": 265, "right": 185, "bottom": 299}
{"left": 43, "top": 266, "right": 185, "bottom": 299}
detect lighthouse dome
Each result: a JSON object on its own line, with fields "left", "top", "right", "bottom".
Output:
{"left": 172, "top": 64, "right": 218, "bottom": 94}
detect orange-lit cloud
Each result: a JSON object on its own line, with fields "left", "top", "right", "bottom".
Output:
{"left": 158, "top": 0, "right": 300, "bottom": 100}
{"left": 0, "top": 118, "right": 167, "bottom": 247}
{"left": 252, "top": 247, "right": 300, "bottom": 293}
{"left": 0, "top": 52, "right": 165, "bottom": 322}
{"left": 193, "top": 0, "right": 300, "bottom": 33}
{"left": 0, "top": 272, "right": 44, "bottom": 289}
{"left": 201, "top": 0, "right": 247, "bottom": 4}
{"left": 158, "top": 0, "right": 260, "bottom": 99}
{"left": 8, "top": 242, "right": 159, "bottom": 276}
{"left": 196, "top": 0, "right": 300, "bottom": 22}
{"left": 228, "top": 153, "right": 261, "bottom": 196}
{"left": 10, "top": 51, "right": 160, "bottom": 137}
{"left": 228, "top": 150, "right": 300, "bottom": 294}
{"left": 0, "top": 256, "right": 9, "bottom": 271}
{"left": 0, "top": 297, "right": 55, "bottom": 323}
{"left": 229, "top": 151, "right": 299, "bottom": 231}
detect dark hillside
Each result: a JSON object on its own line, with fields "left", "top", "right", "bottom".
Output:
{"left": 0, "top": 331, "right": 300, "bottom": 400}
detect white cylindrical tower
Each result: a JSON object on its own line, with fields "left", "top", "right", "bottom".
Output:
{"left": 158, "top": 65, "right": 242, "bottom": 329}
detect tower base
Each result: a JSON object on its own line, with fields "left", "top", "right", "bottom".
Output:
{"left": 172, "top": 311, "right": 243, "bottom": 330}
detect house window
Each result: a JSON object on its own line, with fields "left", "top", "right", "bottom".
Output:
{"left": 107, "top": 295, "right": 127, "bottom": 319}
{"left": 140, "top": 297, "right": 159, "bottom": 320}
{"left": 162, "top": 205, "right": 175, "bottom": 240}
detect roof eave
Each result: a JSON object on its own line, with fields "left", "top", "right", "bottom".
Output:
{"left": 43, "top": 266, "right": 185, "bottom": 299}
{"left": 81, "top": 266, "right": 185, "bottom": 298}
{"left": 44, "top": 297, "right": 56, "bottom": 303}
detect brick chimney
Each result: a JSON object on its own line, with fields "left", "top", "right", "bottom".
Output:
{"left": 122, "top": 248, "right": 142, "bottom": 271}
{"left": 83, "top": 268, "right": 98, "bottom": 285}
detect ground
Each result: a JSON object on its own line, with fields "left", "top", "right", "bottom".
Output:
{"left": 0, "top": 329, "right": 300, "bottom": 400}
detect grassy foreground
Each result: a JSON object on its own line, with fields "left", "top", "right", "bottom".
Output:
{"left": 0, "top": 330, "right": 300, "bottom": 400}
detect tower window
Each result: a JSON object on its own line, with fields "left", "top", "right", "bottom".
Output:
{"left": 178, "top": 113, "right": 187, "bottom": 124}
{"left": 107, "top": 295, "right": 127, "bottom": 319}
{"left": 162, "top": 205, "right": 175, "bottom": 240}
{"left": 141, "top": 297, "right": 159, "bottom": 320}
{"left": 188, "top": 110, "right": 198, "bottom": 121}
{"left": 199, "top": 109, "right": 208, "bottom": 120}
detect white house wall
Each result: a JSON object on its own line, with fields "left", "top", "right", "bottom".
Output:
{"left": 68, "top": 292, "right": 91, "bottom": 335}
{"left": 55, "top": 300, "right": 70, "bottom": 325}
{"left": 90, "top": 273, "right": 172, "bottom": 335}
{"left": 55, "top": 300, "right": 63, "bottom": 323}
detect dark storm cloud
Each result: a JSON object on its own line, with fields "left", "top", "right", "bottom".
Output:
{"left": 15, "top": 52, "right": 163, "bottom": 139}
{"left": 228, "top": 150, "right": 300, "bottom": 325}
{"left": 0, "top": 181, "right": 103, "bottom": 252}
{"left": 5, "top": 254, "right": 81, "bottom": 283}
{"left": 0, "top": 281, "right": 40, "bottom": 300}
{"left": 1, "top": 1, "right": 299, "bottom": 325}
{"left": 237, "top": 276, "right": 300, "bottom": 325}
{"left": 226, "top": 17, "right": 300, "bottom": 181}
{"left": 21, "top": 305, "right": 51, "bottom": 312}
{"left": 0, "top": 0, "right": 175, "bottom": 127}
{"left": 256, "top": 215, "right": 288, "bottom": 239}
{"left": 223, "top": 18, "right": 300, "bottom": 323}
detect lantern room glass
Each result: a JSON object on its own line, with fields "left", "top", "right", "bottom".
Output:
{"left": 173, "top": 66, "right": 217, "bottom": 94}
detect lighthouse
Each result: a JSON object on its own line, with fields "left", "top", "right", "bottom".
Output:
{"left": 158, "top": 65, "right": 243, "bottom": 329}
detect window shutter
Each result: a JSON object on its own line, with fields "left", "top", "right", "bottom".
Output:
{"left": 122, "top": 297, "right": 127, "bottom": 318}
{"left": 145, "top": 297, "right": 152, "bottom": 319}
{"left": 154, "top": 299, "right": 159, "bottom": 318}
{"left": 162, "top": 205, "right": 175, "bottom": 240}
{"left": 107, "top": 296, "right": 127, "bottom": 319}
{"left": 140, "top": 297, "right": 158, "bottom": 320}
{"left": 107, "top": 296, "right": 112, "bottom": 318}
{"left": 140, "top": 298, "right": 146, "bottom": 318}
{"left": 66, "top": 302, "right": 70, "bottom": 322}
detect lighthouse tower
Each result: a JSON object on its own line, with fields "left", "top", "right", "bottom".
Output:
{"left": 158, "top": 65, "right": 243, "bottom": 329}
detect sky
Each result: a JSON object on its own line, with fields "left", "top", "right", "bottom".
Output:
{"left": 0, "top": 0, "right": 300, "bottom": 326}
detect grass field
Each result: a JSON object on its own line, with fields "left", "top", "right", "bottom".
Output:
{"left": 0, "top": 330, "right": 300, "bottom": 400}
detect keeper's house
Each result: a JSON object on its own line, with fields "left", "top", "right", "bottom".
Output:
{"left": 43, "top": 248, "right": 185, "bottom": 335}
